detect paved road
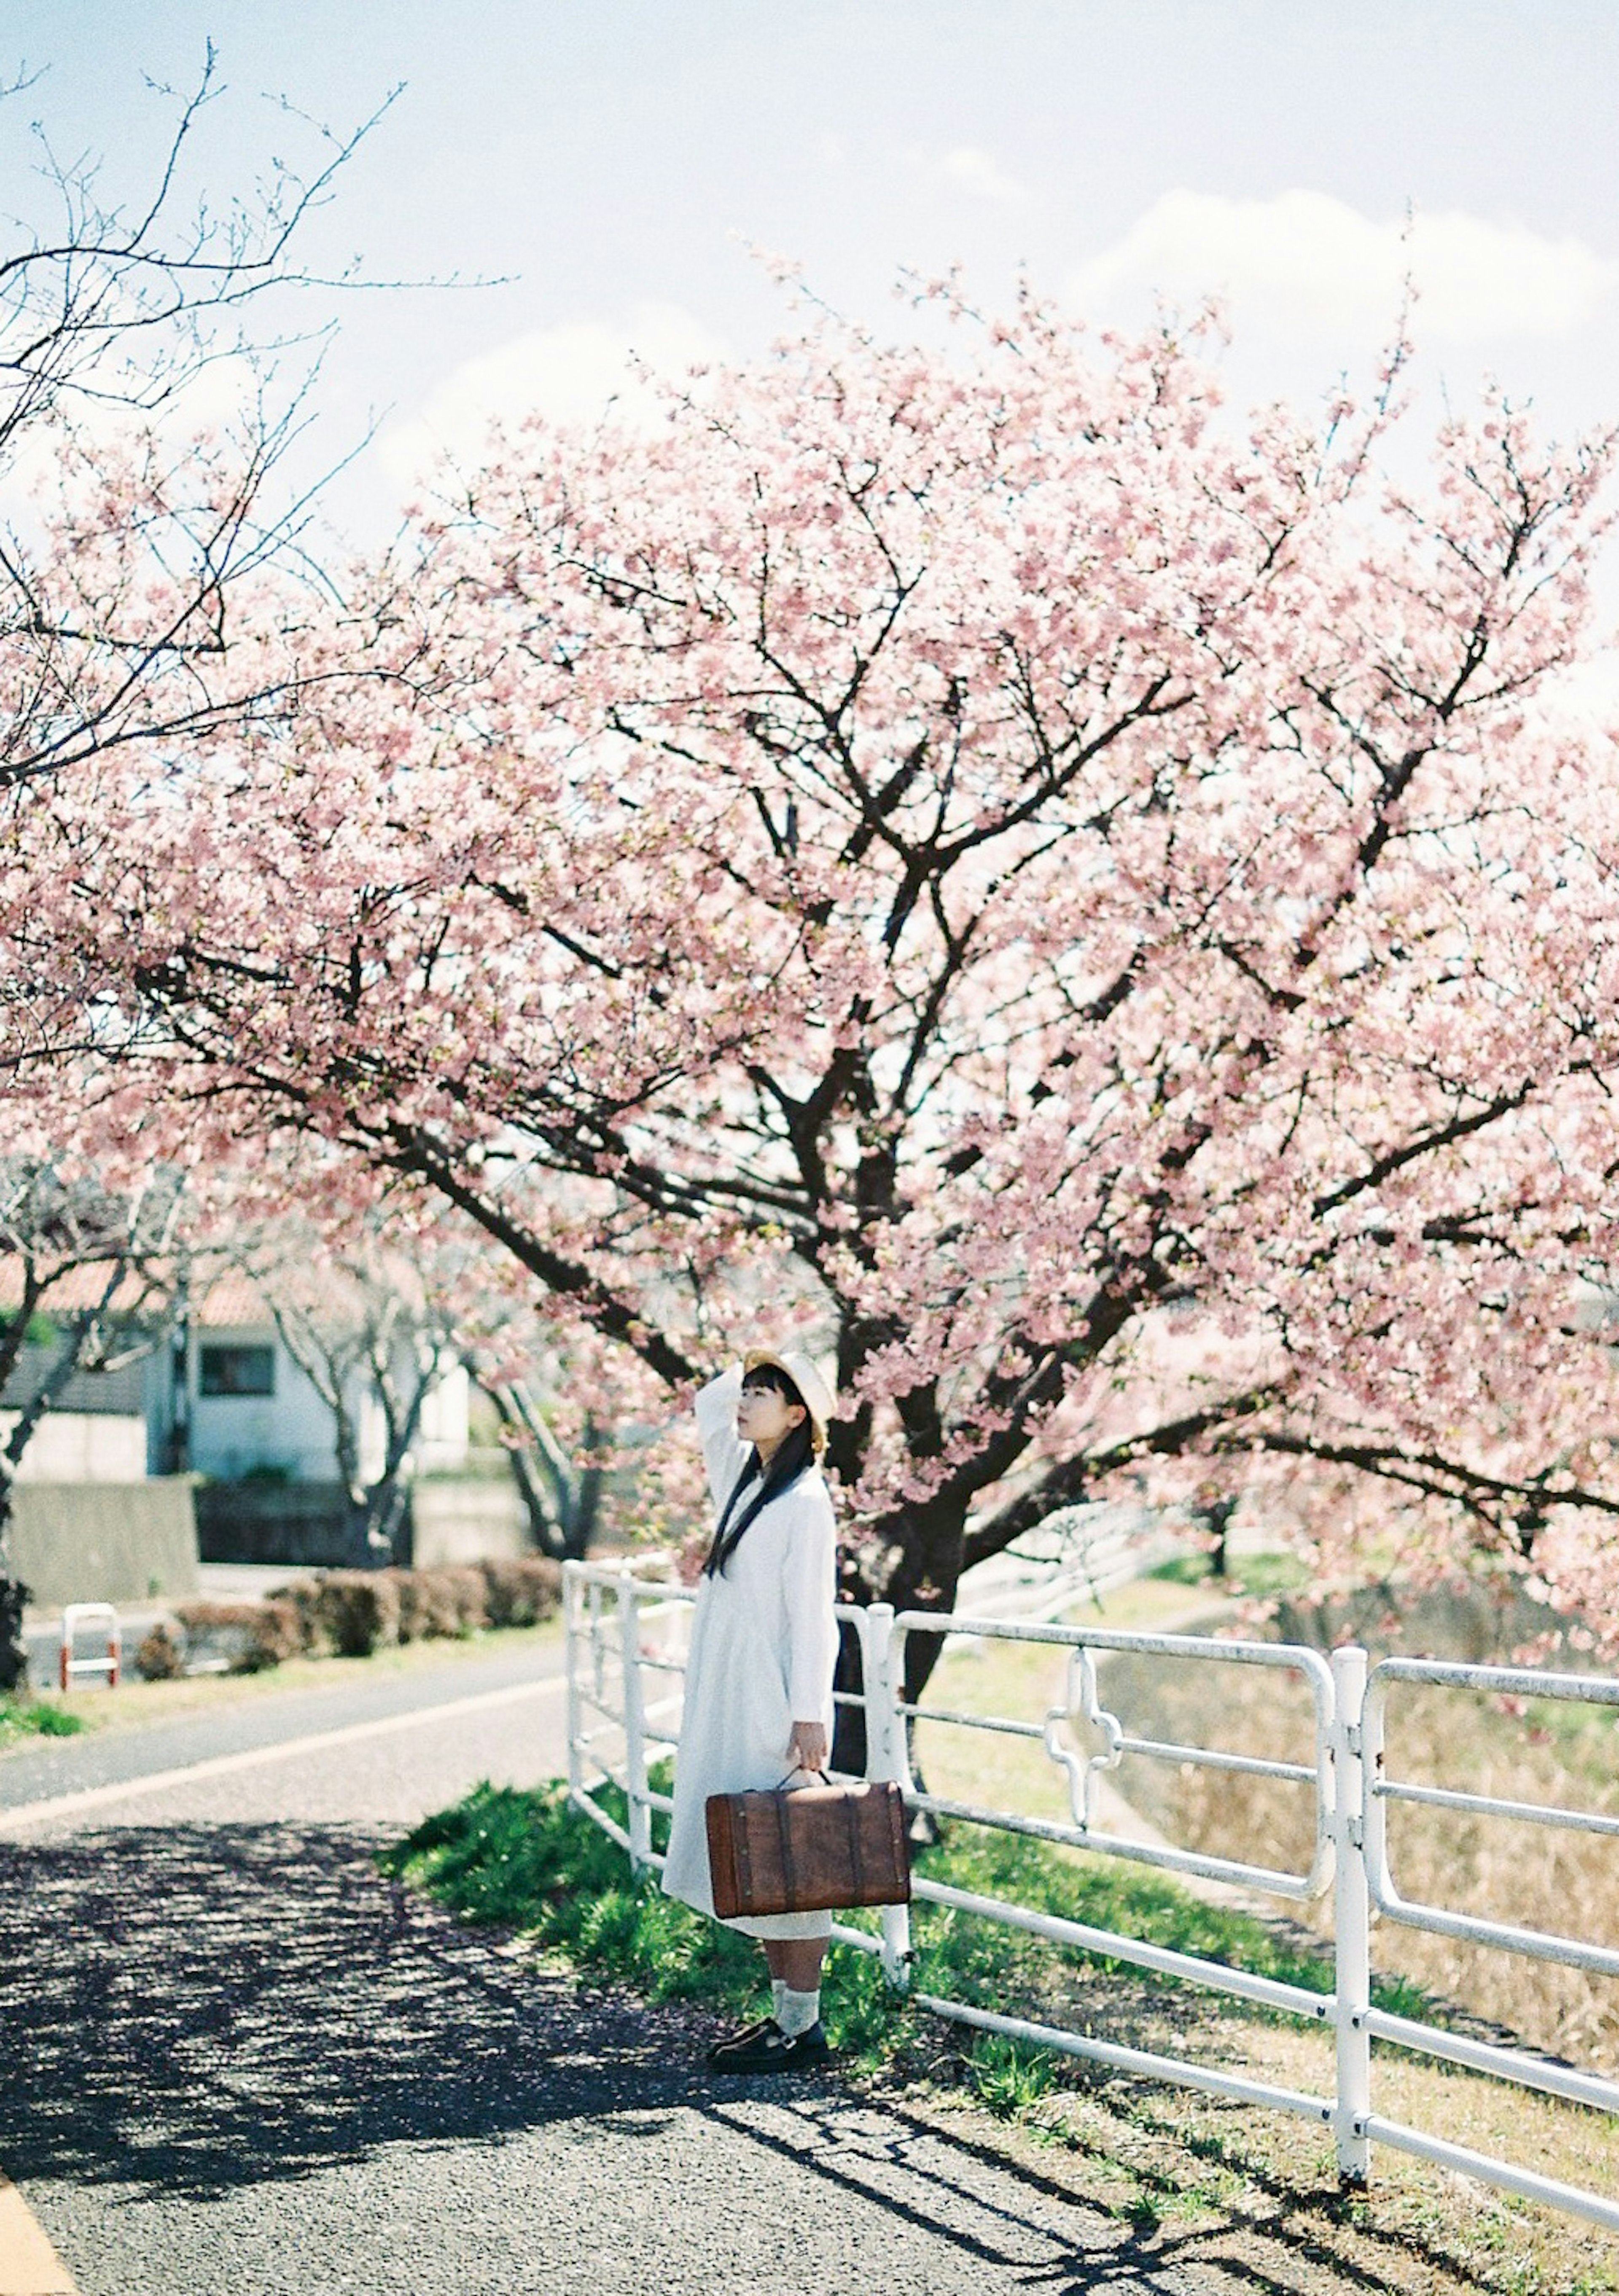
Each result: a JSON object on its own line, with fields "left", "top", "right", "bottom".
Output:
{"left": 0, "top": 1641, "right": 571, "bottom": 1834}
{"left": 0, "top": 1642, "right": 1240, "bottom": 2296}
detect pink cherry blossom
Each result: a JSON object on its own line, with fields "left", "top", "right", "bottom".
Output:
{"left": 15, "top": 283, "right": 1619, "bottom": 1677}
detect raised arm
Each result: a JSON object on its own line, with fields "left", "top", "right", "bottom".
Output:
{"left": 694, "top": 1365, "right": 752, "bottom": 1513}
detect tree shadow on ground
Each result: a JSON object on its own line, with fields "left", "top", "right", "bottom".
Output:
{"left": 0, "top": 1822, "right": 1205, "bottom": 2291}
{"left": 0, "top": 1823, "right": 697, "bottom": 2202}
{"left": 0, "top": 1825, "right": 1561, "bottom": 2296}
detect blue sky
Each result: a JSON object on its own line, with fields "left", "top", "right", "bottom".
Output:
{"left": 5, "top": 2, "right": 1619, "bottom": 541}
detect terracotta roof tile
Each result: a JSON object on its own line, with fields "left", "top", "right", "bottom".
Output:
{"left": 0, "top": 1261, "right": 161, "bottom": 1315}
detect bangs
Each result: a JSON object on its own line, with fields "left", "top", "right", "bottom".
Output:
{"left": 745, "top": 1364, "right": 802, "bottom": 1406}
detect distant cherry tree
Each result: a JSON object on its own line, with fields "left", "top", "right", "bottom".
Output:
{"left": 225, "top": 1218, "right": 464, "bottom": 1567}
{"left": 0, "top": 1161, "right": 188, "bottom": 1687}
{"left": 0, "top": 54, "right": 395, "bottom": 1681}
{"left": 0, "top": 46, "right": 387, "bottom": 795}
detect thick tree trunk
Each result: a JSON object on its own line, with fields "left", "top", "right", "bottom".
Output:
{"left": 0, "top": 1313, "right": 113, "bottom": 1689}
{"left": 0, "top": 1547, "right": 27, "bottom": 1693}
{"left": 360, "top": 1474, "right": 412, "bottom": 1566}
{"left": 0, "top": 1578, "right": 26, "bottom": 1694}
{"left": 0, "top": 1480, "right": 27, "bottom": 1693}
{"left": 341, "top": 1495, "right": 389, "bottom": 1568}
{"left": 830, "top": 1500, "right": 968, "bottom": 1842}
{"left": 1202, "top": 1495, "right": 1236, "bottom": 1579}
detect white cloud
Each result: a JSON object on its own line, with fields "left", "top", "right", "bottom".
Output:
{"left": 938, "top": 145, "right": 1028, "bottom": 204}
{"left": 1070, "top": 190, "right": 1616, "bottom": 343}
{"left": 379, "top": 302, "right": 729, "bottom": 487}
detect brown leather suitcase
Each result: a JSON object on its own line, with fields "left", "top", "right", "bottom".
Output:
{"left": 705, "top": 1780, "right": 911, "bottom": 1919}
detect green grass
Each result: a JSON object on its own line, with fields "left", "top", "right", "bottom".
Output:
{"left": 1145, "top": 1547, "right": 1310, "bottom": 1602}
{"left": 378, "top": 1772, "right": 1439, "bottom": 2100}
{"left": 377, "top": 1773, "right": 908, "bottom": 2069}
{"left": 1147, "top": 1552, "right": 1218, "bottom": 1587}
{"left": 0, "top": 1694, "right": 86, "bottom": 1744}
{"left": 1225, "top": 1549, "right": 1312, "bottom": 1600}
{"left": 909, "top": 1817, "right": 1339, "bottom": 2001}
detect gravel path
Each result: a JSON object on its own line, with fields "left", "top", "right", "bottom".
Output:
{"left": 0, "top": 1818, "right": 1217, "bottom": 2296}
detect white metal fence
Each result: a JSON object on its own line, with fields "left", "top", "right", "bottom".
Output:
{"left": 562, "top": 1558, "right": 1619, "bottom": 2232}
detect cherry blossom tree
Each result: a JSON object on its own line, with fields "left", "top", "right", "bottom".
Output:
{"left": 0, "top": 53, "right": 401, "bottom": 1684}
{"left": 65, "top": 287, "right": 1619, "bottom": 1706}
{"left": 473, "top": 1375, "right": 605, "bottom": 1564}
{"left": 0, "top": 46, "right": 390, "bottom": 797}
{"left": 221, "top": 1219, "right": 463, "bottom": 1566}
{"left": 219, "top": 1190, "right": 632, "bottom": 1567}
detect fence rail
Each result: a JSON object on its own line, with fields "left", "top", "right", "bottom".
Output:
{"left": 562, "top": 1559, "right": 1619, "bottom": 2234}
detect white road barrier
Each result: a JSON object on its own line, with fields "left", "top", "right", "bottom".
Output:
{"left": 58, "top": 1603, "right": 121, "bottom": 1693}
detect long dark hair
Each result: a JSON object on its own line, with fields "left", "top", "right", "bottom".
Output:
{"left": 703, "top": 1365, "right": 817, "bottom": 1578}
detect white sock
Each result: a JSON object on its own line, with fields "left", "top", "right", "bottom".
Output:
{"left": 778, "top": 1986, "right": 820, "bottom": 2038}
{"left": 770, "top": 1979, "right": 786, "bottom": 2025}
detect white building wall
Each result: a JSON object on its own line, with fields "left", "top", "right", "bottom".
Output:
{"left": 0, "top": 1411, "right": 148, "bottom": 1482}
{"left": 183, "top": 1324, "right": 470, "bottom": 1485}
{"left": 186, "top": 1324, "right": 346, "bottom": 1484}
{"left": 416, "top": 1362, "right": 471, "bottom": 1472}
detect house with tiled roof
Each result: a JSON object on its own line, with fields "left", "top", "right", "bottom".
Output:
{"left": 162, "top": 1272, "right": 470, "bottom": 1489}
{"left": 3, "top": 1265, "right": 470, "bottom": 1492}
{"left": 0, "top": 1260, "right": 162, "bottom": 1485}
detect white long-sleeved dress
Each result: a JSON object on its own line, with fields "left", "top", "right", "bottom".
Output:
{"left": 661, "top": 1366, "right": 839, "bottom": 1941}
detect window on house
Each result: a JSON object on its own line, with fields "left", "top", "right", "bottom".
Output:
{"left": 199, "top": 1344, "right": 276, "bottom": 1398}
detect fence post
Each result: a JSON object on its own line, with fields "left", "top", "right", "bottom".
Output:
{"left": 563, "top": 1563, "right": 584, "bottom": 1805}
{"left": 616, "top": 1572, "right": 653, "bottom": 1877}
{"left": 1330, "top": 1644, "right": 1372, "bottom": 2186}
{"left": 863, "top": 1602, "right": 913, "bottom": 1989}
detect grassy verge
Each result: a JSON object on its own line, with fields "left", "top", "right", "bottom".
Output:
{"left": 382, "top": 1780, "right": 1619, "bottom": 2295}
{"left": 0, "top": 1617, "right": 565, "bottom": 1750}
{"left": 377, "top": 1775, "right": 1419, "bottom": 2075}
{"left": 916, "top": 1609, "right": 1619, "bottom": 2079}
{"left": 0, "top": 1693, "right": 85, "bottom": 1745}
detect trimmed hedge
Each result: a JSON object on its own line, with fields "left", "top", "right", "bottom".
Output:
{"left": 134, "top": 1622, "right": 185, "bottom": 1680}
{"left": 294, "top": 1573, "right": 403, "bottom": 1658}
{"left": 134, "top": 1555, "right": 562, "bottom": 1678}
{"left": 479, "top": 1557, "right": 565, "bottom": 1630}
{"left": 393, "top": 1565, "right": 487, "bottom": 1644}
{"left": 174, "top": 1598, "right": 304, "bottom": 1671}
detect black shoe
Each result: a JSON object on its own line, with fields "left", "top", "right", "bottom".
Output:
{"left": 707, "top": 2018, "right": 829, "bottom": 2074}
{"left": 704, "top": 2015, "right": 776, "bottom": 2066}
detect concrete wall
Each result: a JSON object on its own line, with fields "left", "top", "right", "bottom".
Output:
{"left": 411, "top": 1480, "right": 531, "bottom": 1567}
{"left": 194, "top": 1481, "right": 357, "bottom": 1569}
{"left": 8, "top": 1480, "right": 200, "bottom": 1610}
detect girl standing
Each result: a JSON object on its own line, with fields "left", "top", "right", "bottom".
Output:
{"left": 662, "top": 1347, "right": 839, "bottom": 2071}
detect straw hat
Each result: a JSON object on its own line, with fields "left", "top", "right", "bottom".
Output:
{"left": 743, "top": 1346, "right": 836, "bottom": 1456}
